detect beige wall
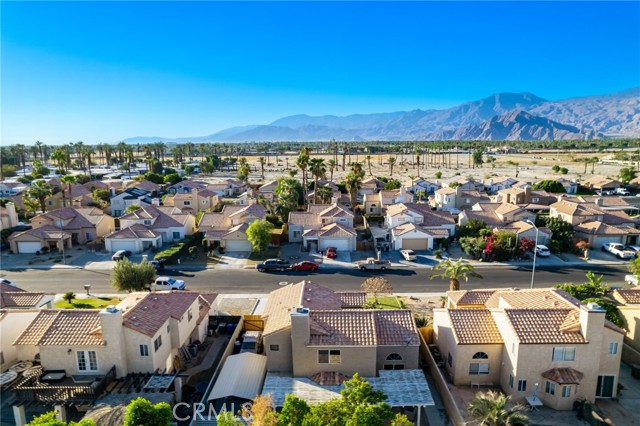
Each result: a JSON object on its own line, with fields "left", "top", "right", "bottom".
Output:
{"left": 376, "top": 346, "right": 419, "bottom": 371}
{"left": 293, "top": 345, "right": 378, "bottom": 377}
{"left": 124, "top": 328, "right": 156, "bottom": 373}
{"left": 264, "top": 329, "right": 293, "bottom": 373}
{"left": 0, "top": 311, "right": 40, "bottom": 372}
{"left": 39, "top": 345, "right": 110, "bottom": 375}
{"left": 618, "top": 305, "right": 640, "bottom": 352}
{"left": 95, "top": 216, "right": 116, "bottom": 238}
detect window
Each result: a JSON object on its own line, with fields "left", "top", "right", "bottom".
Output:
{"left": 545, "top": 381, "right": 556, "bottom": 395}
{"left": 173, "top": 232, "right": 181, "bottom": 239}
{"left": 140, "top": 345, "right": 149, "bottom": 357}
{"left": 552, "top": 347, "right": 576, "bottom": 361}
{"left": 154, "top": 335, "right": 163, "bottom": 351}
{"left": 167, "top": 325, "right": 170, "bottom": 333}
{"left": 318, "top": 349, "right": 341, "bottom": 364}
{"left": 472, "top": 352, "right": 488, "bottom": 359}
{"left": 596, "top": 375, "right": 615, "bottom": 398}
{"left": 144, "top": 220, "right": 152, "bottom": 225}
{"left": 86, "top": 233, "right": 93, "bottom": 240}
{"left": 509, "top": 374, "right": 514, "bottom": 389}
{"left": 609, "top": 342, "right": 619, "bottom": 355}
{"left": 184, "top": 201, "right": 191, "bottom": 206}
{"left": 188, "top": 310, "right": 193, "bottom": 322}
{"left": 518, "top": 380, "right": 527, "bottom": 392}
{"left": 384, "top": 353, "right": 404, "bottom": 370}
{"left": 386, "top": 353, "right": 403, "bottom": 361}
{"left": 511, "top": 343, "right": 516, "bottom": 355}
{"left": 562, "top": 386, "right": 571, "bottom": 398}
{"left": 76, "top": 351, "right": 98, "bottom": 372}
{"left": 447, "top": 352, "right": 453, "bottom": 367}
{"left": 270, "top": 345, "right": 279, "bottom": 352}
{"left": 469, "top": 363, "right": 490, "bottom": 375}
{"left": 293, "top": 231, "right": 301, "bottom": 238}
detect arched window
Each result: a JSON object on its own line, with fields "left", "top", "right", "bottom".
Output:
{"left": 386, "top": 353, "right": 403, "bottom": 361}
{"left": 472, "top": 352, "right": 488, "bottom": 359}
{"left": 384, "top": 353, "right": 404, "bottom": 370}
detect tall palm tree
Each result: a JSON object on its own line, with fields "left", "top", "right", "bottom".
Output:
{"left": 258, "top": 157, "right": 266, "bottom": 180}
{"left": 345, "top": 172, "right": 362, "bottom": 210}
{"left": 296, "top": 151, "right": 310, "bottom": 205}
{"left": 468, "top": 391, "right": 530, "bottom": 426}
{"left": 26, "top": 180, "right": 53, "bottom": 213}
{"left": 309, "top": 158, "right": 326, "bottom": 204}
{"left": 60, "top": 175, "right": 77, "bottom": 208}
{"left": 590, "top": 157, "right": 599, "bottom": 174}
{"left": 387, "top": 157, "right": 397, "bottom": 177}
{"left": 327, "top": 159, "right": 337, "bottom": 182}
{"left": 430, "top": 258, "right": 483, "bottom": 291}
{"left": 365, "top": 155, "right": 373, "bottom": 176}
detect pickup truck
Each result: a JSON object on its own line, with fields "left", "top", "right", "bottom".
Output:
{"left": 625, "top": 274, "right": 639, "bottom": 286}
{"left": 256, "top": 258, "right": 290, "bottom": 272}
{"left": 601, "top": 243, "right": 635, "bottom": 259}
{"left": 355, "top": 258, "right": 391, "bottom": 271}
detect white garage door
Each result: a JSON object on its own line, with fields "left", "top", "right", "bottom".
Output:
{"left": 597, "top": 236, "right": 624, "bottom": 247}
{"left": 320, "top": 239, "right": 350, "bottom": 251}
{"left": 17, "top": 242, "right": 43, "bottom": 253}
{"left": 110, "top": 240, "right": 138, "bottom": 253}
{"left": 226, "top": 240, "right": 252, "bottom": 252}
{"left": 402, "top": 238, "right": 429, "bottom": 251}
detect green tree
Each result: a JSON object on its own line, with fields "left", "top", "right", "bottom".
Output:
{"left": 26, "top": 180, "right": 52, "bottom": 213}
{"left": 552, "top": 165, "right": 560, "bottom": 173}
{"left": 435, "top": 171, "right": 443, "bottom": 179}
{"left": 60, "top": 174, "right": 77, "bottom": 208}
{"left": 430, "top": 258, "right": 483, "bottom": 291}
{"left": 387, "top": 157, "right": 396, "bottom": 176}
{"left": 125, "top": 204, "right": 141, "bottom": 214}
{"left": 237, "top": 157, "right": 251, "bottom": 183}
{"left": 274, "top": 177, "right": 303, "bottom": 222}
{"left": 383, "top": 179, "right": 401, "bottom": 190}
{"left": 216, "top": 412, "right": 244, "bottom": 426}
{"left": 458, "top": 218, "right": 491, "bottom": 238}
{"left": 27, "top": 411, "right": 95, "bottom": 426}
{"left": 532, "top": 180, "right": 565, "bottom": 193}
{"left": 468, "top": 390, "right": 530, "bottom": 426}
{"left": 327, "top": 159, "right": 337, "bottom": 182}
{"left": 163, "top": 173, "right": 182, "bottom": 185}
{"left": 277, "top": 395, "right": 310, "bottom": 426}
{"left": 345, "top": 172, "right": 362, "bottom": 209}
{"left": 63, "top": 291, "right": 75, "bottom": 304}
{"left": 309, "top": 158, "right": 326, "bottom": 204}
{"left": 123, "top": 397, "right": 172, "bottom": 426}
{"left": 619, "top": 167, "right": 636, "bottom": 184}
{"left": 111, "top": 258, "right": 156, "bottom": 292}
{"left": 541, "top": 217, "right": 574, "bottom": 252}
{"left": 472, "top": 148, "right": 484, "bottom": 168}
{"left": 93, "top": 189, "right": 111, "bottom": 205}
{"left": 259, "top": 156, "right": 266, "bottom": 180}
{"left": 246, "top": 219, "right": 275, "bottom": 252}
{"left": 143, "top": 172, "right": 164, "bottom": 184}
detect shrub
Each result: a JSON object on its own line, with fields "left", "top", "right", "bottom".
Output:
{"left": 153, "top": 233, "right": 201, "bottom": 264}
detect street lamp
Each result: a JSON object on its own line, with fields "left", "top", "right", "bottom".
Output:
{"left": 524, "top": 219, "right": 539, "bottom": 289}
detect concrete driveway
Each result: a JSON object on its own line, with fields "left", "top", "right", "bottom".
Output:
{"left": 214, "top": 251, "right": 249, "bottom": 269}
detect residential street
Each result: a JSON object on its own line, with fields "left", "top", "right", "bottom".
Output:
{"left": 2, "top": 264, "right": 631, "bottom": 294}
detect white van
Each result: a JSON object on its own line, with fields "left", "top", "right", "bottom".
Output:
{"left": 240, "top": 331, "right": 262, "bottom": 353}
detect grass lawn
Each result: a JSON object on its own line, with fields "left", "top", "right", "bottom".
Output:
{"left": 368, "top": 296, "right": 403, "bottom": 310}
{"left": 247, "top": 248, "right": 280, "bottom": 264}
{"left": 55, "top": 297, "right": 121, "bottom": 309}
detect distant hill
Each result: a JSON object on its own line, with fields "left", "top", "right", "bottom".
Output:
{"left": 123, "top": 88, "right": 639, "bottom": 142}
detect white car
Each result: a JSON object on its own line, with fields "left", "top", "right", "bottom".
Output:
{"left": 400, "top": 250, "right": 417, "bottom": 261}
{"left": 0, "top": 278, "right": 17, "bottom": 287}
{"left": 153, "top": 277, "right": 186, "bottom": 291}
{"left": 602, "top": 243, "right": 635, "bottom": 259}
{"left": 535, "top": 245, "right": 551, "bottom": 257}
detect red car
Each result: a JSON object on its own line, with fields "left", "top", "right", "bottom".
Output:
{"left": 292, "top": 261, "right": 319, "bottom": 272}
{"left": 326, "top": 247, "right": 337, "bottom": 258}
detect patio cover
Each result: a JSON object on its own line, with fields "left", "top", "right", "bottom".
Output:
{"left": 263, "top": 369, "right": 434, "bottom": 408}
{"left": 207, "top": 353, "right": 267, "bottom": 401}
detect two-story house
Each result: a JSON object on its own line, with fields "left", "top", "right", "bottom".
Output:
{"left": 403, "top": 178, "right": 440, "bottom": 196}
{"left": 8, "top": 207, "right": 115, "bottom": 254}
{"left": 110, "top": 187, "right": 154, "bottom": 217}
{"left": 433, "top": 186, "right": 490, "bottom": 212}
{"left": 363, "top": 187, "right": 412, "bottom": 215}
{"left": 433, "top": 288, "right": 624, "bottom": 410}
{"left": 492, "top": 187, "right": 555, "bottom": 209}
{"left": 206, "top": 179, "right": 245, "bottom": 197}
{"left": 379, "top": 203, "right": 455, "bottom": 251}
{"left": 483, "top": 176, "right": 520, "bottom": 193}
{"left": 288, "top": 204, "right": 356, "bottom": 252}
{"left": 257, "top": 180, "right": 278, "bottom": 202}
{"left": 459, "top": 203, "right": 537, "bottom": 228}
{"left": 581, "top": 175, "right": 620, "bottom": 193}
{"left": 612, "top": 289, "right": 640, "bottom": 358}
{"left": 0, "top": 202, "right": 19, "bottom": 231}
{"left": 199, "top": 204, "right": 266, "bottom": 252}
{"left": 163, "top": 189, "right": 220, "bottom": 214}
{"left": 116, "top": 204, "right": 195, "bottom": 245}
{"left": 46, "top": 184, "right": 93, "bottom": 210}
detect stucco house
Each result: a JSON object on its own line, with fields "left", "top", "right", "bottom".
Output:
{"left": 206, "top": 179, "right": 245, "bottom": 197}
{"left": 0, "top": 282, "right": 53, "bottom": 311}
{"left": 262, "top": 281, "right": 419, "bottom": 377}
{"left": 433, "top": 288, "right": 624, "bottom": 410}
{"left": 288, "top": 203, "right": 354, "bottom": 244}
{"left": 581, "top": 175, "right": 620, "bottom": 192}
{"left": 110, "top": 187, "right": 154, "bottom": 217}
{"left": 380, "top": 203, "right": 456, "bottom": 251}
{"left": 167, "top": 179, "right": 208, "bottom": 194}
{"left": 492, "top": 187, "right": 556, "bottom": 208}
{"left": 9, "top": 207, "right": 115, "bottom": 254}
{"left": 611, "top": 290, "right": 640, "bottom": 358}
{"left": 483, "top": 176, "right": 520, "bottom": 193}
{"left": 163, "top": 189, "right": 220, "bottom": 214}
{"left": 118, "top": 205, "right": 195, "bottom": 244}
{"left": 494, "top": 220, "right": 552, "bottom": 245}
{"left": 12, "top": 291, "right": 216, "bottom": 379}
{"left": 257, "top": 180, "right": 278, "bottom": 202}
{"left": 433, "top": 186, "right": 491, "bottom": 212}
{"left": 363, "top": 187, "right": 412, "bottom": 215}
{"left": 0, "top": 202, "right": 19, "bottom": 231}
{"left": 104, "top": 224, "right": 163, "bottom": 254}
{"left": 45, "top": 184, "right": 93, "bottom": 210}
{"left": 458, "top": 203, "right": 536, "bottom": 228}
{"left": 403, "top": 178, "right": 440, "bottom": 196}
{"left": 199, "top": 204, "right": 266, "bottom": 252}
{"left": 0, "top": 309, "right": 41, "bottom": 373}
{"left": 557, "top": 178, "right": 578, "bottom": 195}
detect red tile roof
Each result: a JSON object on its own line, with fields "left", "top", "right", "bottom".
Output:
{"left": 122, "top": 292, "right": 199, "bottom": 337}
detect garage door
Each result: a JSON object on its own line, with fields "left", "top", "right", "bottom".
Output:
{"left": 597, "top": 236, "right": 624, "bottom": 247}
{"left": 226, "top": 240, "right": 252, "bottom": 252}
{"left": 17, "top": 242, "right": 43, "bottom": 253}
{"left": 320, "top": 239, "right": 350, "bottom": 251}
{"left": 110, "top": 240, "right": 138, "bottom": 253}
{"left": 402, "top": 239, "right": 429, "bottom": 251}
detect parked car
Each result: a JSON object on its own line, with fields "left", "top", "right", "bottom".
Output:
{"left": 325, "top": 247, "right": 337, "bottom": 258}
{"left": 602, "top": 243, "right": 635, "bottom": 259}
{"left": 0, "top": 278, "right": 16, "bottom": 287}
{"left": 355, "top": 258, "right": 391, "bottom": 271}
{"left": 624, "top": 245, "right": 640, "bottom": 257}
{"left": 112, "top": 250, "right": 132, "bottom": 261}
{"left": 153, "top": 276, "right": 186, "bottom": 290}
{"left": 535, "top": 245, "right": 551, "bottom": 257}
{"left": 291, "top": 261, "right": 319, "bottom": 272}
{"left": 615, "top": 187, "right": 631, "bottom": 195}
{"left": 256, "top": 258, "right": 290, "bottom": 272}
{"left": 150, "top": 259, "right": 166, "bottom": 271}
{"left": 625, "top": 274, "right": 639, "bottom": 286}
{"left": 400, "top": 249, "right": 417, "bottom": 261}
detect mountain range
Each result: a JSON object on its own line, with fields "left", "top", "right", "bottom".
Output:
{"left": 123, "top": 88, "right": 639, "bottom": 143}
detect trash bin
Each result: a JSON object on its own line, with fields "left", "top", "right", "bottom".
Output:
{"left": 188, "top": 344, "right": 198, "bottom": 357}
{"left": 226, "top": 323, "right": 236, "bottom": 335}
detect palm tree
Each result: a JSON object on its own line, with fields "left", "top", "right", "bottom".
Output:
{"left": 468, "top": 391, "right": 530, "bottom": 426}
{"left": 315, "top": 186, "right": 334, "bottom": 204}
{"left": 365, "top": 155, "right": 373, "bottom": 176}
{"left": 296, "top": 151, "right": 310, "bottom": 204}
{"left": 327, "top": 159, "right": 337, "bottom": 182}
{"left": 60, "top": 175, "right": 76, "bottom": 208}
{"left": 258, "top": 157, "right": 266, "bottom": 180}
{"left": 590, "top": 157, "right": 599, "bottom": 174}
{"left": 309, "top": 158, "right": 326, "bottom": 204}
{"left": 22, "top": 196, "right": 40, "bottom": 218}
{"left": 430, "top": 258, "right": 482, "bottom": 291}
{"left": 345, "top": 172, "right": 362, "bottom": 210}
{"left": 387, "top": 157, "right": 397, "bottom": 177}
{"left": 26, "top": 180, "right": 53, "bottom": 213}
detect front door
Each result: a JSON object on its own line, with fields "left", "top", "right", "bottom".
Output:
{"left": 596, "top": 375, "right": 615, "bottom": 397}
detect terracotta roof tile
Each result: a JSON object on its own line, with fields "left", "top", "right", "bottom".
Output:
{"left": 541, "top": 367, "right": 584, "bottom": 384}
{"left": 122, "top": 292, "right": 199, "bottom": 337}
{"left": 505, "top": 309, "right": 586, "bottom": 344}
{"left": 374, "top": 310, "right": 420, "bottom": 346}
{"left": 575, "top": 221, "right": 628, "bottom": 235}
{"left": 448, "top": 309, "right": 503, "bottom": 344}
{"left": 289, "top": 212, "right": 320, "bottom": 226}
{"left": 129, "top": 179, "right": 160, "bottom": 192}
{"left": 303, "top": 223, "right": 356, "bottom": 238}
{"left": 336, "top": 292, "right": 367, "bottom": 308}
{"left": 613, "top": 289, "right": 640, "bottom": 305}
{"left": 1, "top": 292, "right": 45, "bottom": 308}
{"left": 14, "top": 310, "right": 104, "bottom": 346}
{"left": 309, "top": 371, "right": 349, "bottom": 386}
{"left": 1, "top": 282, "right": 25, "bottom": 292}
{"left": 105, "top": 224, "right": 161, "bottom": 240}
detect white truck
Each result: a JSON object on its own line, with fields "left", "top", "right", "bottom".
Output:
{"left": 625, "top": 274, "right": 639, "bottom": 286}
{"left": 355, "top": 258, "right": 391, "bottom": 271}
{"left": 601, "top": 243, "right": 635, "bottom": 259}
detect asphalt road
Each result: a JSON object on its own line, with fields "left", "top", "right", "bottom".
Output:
{"left": 1, "top": 264, "right": 632, "bottom": 294}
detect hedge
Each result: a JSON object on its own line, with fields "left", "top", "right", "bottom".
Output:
{"left": 154, "top": 233, "right": 202, "bottom": 264}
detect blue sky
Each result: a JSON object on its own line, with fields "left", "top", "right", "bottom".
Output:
{"left": 2, "top": 1, "right": 639, "bottom": 144}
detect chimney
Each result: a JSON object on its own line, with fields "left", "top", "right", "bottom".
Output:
{"left": 579, "top": 302, "right": 605, "bottom": 343}
{"left": 595, "top": 197, "right": 604, "bottom": 207}
{"left": 99, "top": 306, "right": 128, "bottom": 376}
{"left": 6, "top": 202, "right": 18, "bottom": 228}
{"left": 110, "top": 187, "right": 116, "bottom": 197}
{"left": 151, "top": 198, "right": 160, "bottom": 206}
{"left": 455, "top": 185, "right": 463, "bottom": 197}
{"left": 290, "top": 306, "right": 310, "bottom": 376}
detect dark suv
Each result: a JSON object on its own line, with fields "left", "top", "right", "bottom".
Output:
{"left": 256, "top": 258, "right": 290, "bottom": 272}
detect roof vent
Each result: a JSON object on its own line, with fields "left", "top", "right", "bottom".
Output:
{"left": 105, "top": 306, "right": 118, "bottom": 313}
{"left": 586, "top": 302, "right": 606, "bottom": 312}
